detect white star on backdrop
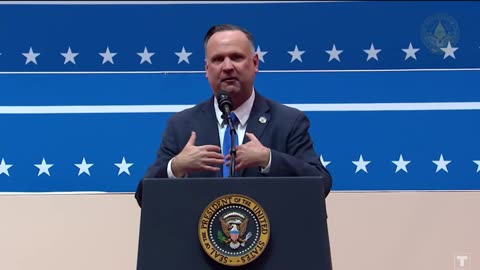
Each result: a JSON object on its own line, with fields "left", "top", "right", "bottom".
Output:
{"left": 61, "top": 47, "right": 79, "bottom": 64}
{"left": 288, "top": 45, "right": 305, "bottom": 63}
{"left": 99, "top": 47, "right": 117, "bottom": 64}
{"left": 402, "top": 42, "right": 419, "bottom": 60}
{"left": 440, "top": 41, "right": 458, "bottom": 59}
{"left": 363, "top": 43, "right": 381, "bottom": 61}
{"left": 115, "top": 157, "right": 133, "bottom": 175}
{"left": 22, "top": 47, "right": 40, "bottom": 65}
{"left": 0, "top": 158, "right": 13, "bottom": 176}
{"left": 325, "top": 44, "right": 343, "bottom": 62}
{"left": 34, "top": 158, "right": 53, "bottom": 176}
{"left": 137, "top": 47, "right": 155, "bottom": 64}
{"left": 433, "top": 154, "right": 451, "bottom": 173}
{"left": 392, "top": 154, "right": 411, "bottom": 173}
{"left": 353, "top": 155, "right": 371, "bottom": 173}
{"left": 320, "top": 155, "right": 331, "bottom": 168}
{"left": 255, "top": 45, "right": 268, "bottom": 63}
{"left": 175, "top": 46, "right": 192, "bottom": 64}
{"left": 473, "top": 160, "right": 480, "bottom": 173}
{"left": 75, "top": 157, "right": 94, "bottom": 176}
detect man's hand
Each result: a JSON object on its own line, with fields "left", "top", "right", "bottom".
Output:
{"left": 171, "top": 131, "right": 224, "bottom": 177}
{"left": 232, "top": 132, "right": 270, "bottom": 170}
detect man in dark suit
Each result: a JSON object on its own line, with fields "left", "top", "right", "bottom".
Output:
{"left": 135, "top": 24, "right": 331, "bottom": 206}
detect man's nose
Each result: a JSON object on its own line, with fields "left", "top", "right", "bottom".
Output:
{"left": 222, "top": 58, "right": 234, "bottom": 70}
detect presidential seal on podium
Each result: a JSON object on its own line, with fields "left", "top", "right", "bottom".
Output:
{"left": 198, "top": 194, "right": 270, "bottom": 266}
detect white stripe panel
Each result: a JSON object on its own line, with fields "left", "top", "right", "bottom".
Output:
{"left": 0, "top": 102, "right": 479, "bottom": 114}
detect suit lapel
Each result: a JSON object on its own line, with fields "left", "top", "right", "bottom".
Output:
{"left": 197, "top": 97, "right": 221, "bottom": 147}
{"left": 243, "top": 92, "right": 271, "bottom": 144}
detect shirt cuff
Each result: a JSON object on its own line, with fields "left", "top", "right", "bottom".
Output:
{"left": 168, "top": 158, "right": 188, "bottom": 178}
{"left": 260, "top": 149, "right": 272, "bottom": 174}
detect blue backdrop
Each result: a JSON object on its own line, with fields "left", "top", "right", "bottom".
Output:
{"left": 0, "top": 2, "right": 479, "bottom": 192}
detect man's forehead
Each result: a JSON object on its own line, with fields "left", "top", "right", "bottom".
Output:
{"left": 206, "top": 33, "right": 252, "bottom": 56}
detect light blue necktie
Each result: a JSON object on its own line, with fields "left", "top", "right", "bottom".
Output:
{"left": 223, "top": 112, "right": 238, "bottom": 178}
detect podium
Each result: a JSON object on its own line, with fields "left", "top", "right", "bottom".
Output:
{"left": 136, "top": 177, "right": 332, "bottom": 269}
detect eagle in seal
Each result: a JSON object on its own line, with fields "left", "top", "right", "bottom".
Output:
{"left": 220, "top": 217, "right": 249, "bottom": 249}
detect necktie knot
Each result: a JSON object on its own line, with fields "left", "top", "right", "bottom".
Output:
{"left": 230, "top": 112, "right": 237, "bottom": 123}
{"left": 223, "top": 112, "right": 238, "bottom": 127}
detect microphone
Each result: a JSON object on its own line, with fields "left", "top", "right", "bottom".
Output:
{"left": 216, "top": 90, "right": 232, "bottom": 117}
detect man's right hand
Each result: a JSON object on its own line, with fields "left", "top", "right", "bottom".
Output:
{"left": 171, "top": 131, "right": 224, "bottom": 177}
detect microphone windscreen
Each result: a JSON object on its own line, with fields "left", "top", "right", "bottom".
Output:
{"left": 216, "top": 90, "right": 232, "bottom": 114}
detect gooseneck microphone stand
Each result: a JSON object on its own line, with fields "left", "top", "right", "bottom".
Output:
{"left": 225, "top": 112, "right": 237, "bottom": 177}
{"left": 217, "top": 90, "right": 237, "bottom": 178}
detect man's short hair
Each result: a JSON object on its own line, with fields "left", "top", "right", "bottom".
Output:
{"left": 203, "top": 24, "right": 255, "bottom": 51}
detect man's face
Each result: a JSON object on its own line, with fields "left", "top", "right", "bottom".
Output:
{"left": 205, "top": 30, "right": 259, "bottom": 105}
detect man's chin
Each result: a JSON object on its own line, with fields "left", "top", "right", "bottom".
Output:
{"left": 218, "top": 85, "right": 240, "bottom": 93}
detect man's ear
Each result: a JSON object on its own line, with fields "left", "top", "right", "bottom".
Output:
{"left": 253, "top": 53, "right": 259, "bottom": 72}
{"left": 205, "top": 60, "right": 209, "bottom": 78}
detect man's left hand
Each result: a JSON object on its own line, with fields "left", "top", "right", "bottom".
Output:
{"left": 232, "top": 132, "right": 270, "bottom": 170}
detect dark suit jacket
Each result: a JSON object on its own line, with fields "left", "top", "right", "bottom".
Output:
{"left": 135, "top": 91, "right": 332, "bottom": 206}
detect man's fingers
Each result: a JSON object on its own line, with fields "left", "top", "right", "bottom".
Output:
{"left": 234, "top": 161, "right": 246, "bottom": 171}
{"left": 201, "top": 165, "right": 221, "bottom": 172}
{"left": 199, "top": 144, "right": 222, "bottom": 152}
{"left": 245, "top": 132, "right": 258, "bottom": 142}
{"left": 187, "top": 131, "right": 197, "bottom": 145}
{"left": 203, "top": 158, "right": 225, "bottom": 165}
{"left": 205, "top": 152, "right": 225, "bottom": 159}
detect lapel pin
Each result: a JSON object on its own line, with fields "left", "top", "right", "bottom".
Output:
{"left": 259, "top": 116, "right": 267, "bottom": 124}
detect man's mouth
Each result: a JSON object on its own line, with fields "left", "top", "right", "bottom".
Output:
{"left": 222, "top": 77, "right": 237, "bottom": 83}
